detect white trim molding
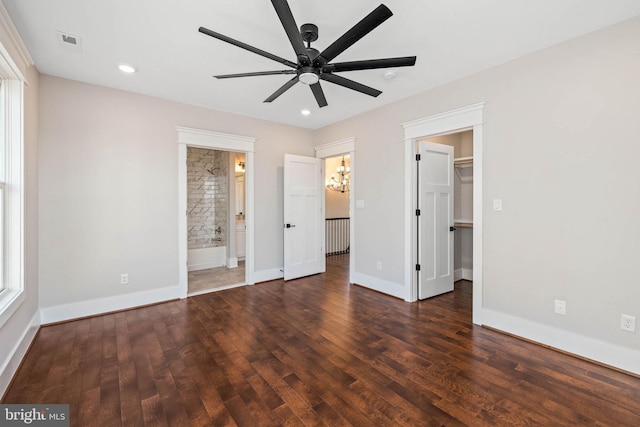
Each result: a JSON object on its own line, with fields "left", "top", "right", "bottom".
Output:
{"left": 0, "top": 44, "right": 26, "bottom": 329}
{"left": 351, "top": 272, "right": 405, "bottom": 300}
{"left": 177, "top": 127, "right": 256, "bottom": 152}
{"left": 0, "top": 2, "right": 34, "bottom": 73}
{"left": 402, "top": 103, "right": 485, "bottom": 326}
{"left": 454, "top": 268, "right": 473, "bottom": 282}
{"left": 314, "top": 137, "right": 355, "bottom": 159}
{"left": 253, "top": 268, "right": 284, "bottom": 284}
{"left": 402, "top": 103, "right": 485, "bottom": 140}
{"left": 177, "top": 127, "right": 256, "bottom": 298}
{"left": 483, "top": 309, "right": 640, "bottom": 376}
{"left": 314, "top": 137, "right": 356, "bottom": 284}
{"left": 0, "top": 311, "right": 39, "bottom": 398}
{"left": 40, "top": 286, "right": 181, "bottom": 324}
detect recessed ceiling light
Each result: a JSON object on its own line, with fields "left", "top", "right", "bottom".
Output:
{"left": 383, "top": 70, "right": 397, "bottom": 80}
{"left": 301, "top": 109, "right": 311, "bottom": 116}
{"left": 118, "top": 64, "right": 137, "bottom": 74}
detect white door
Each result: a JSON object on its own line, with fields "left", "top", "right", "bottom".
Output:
{"left": 284, "top": 154, "right": 325, "bottom": 280}
{"left": 418, "top": 142, "right": 454, "bottom": 299}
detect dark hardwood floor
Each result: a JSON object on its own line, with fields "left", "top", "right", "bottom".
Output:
{"left": 4, "top": 254, "right": 640, "bottom": 426}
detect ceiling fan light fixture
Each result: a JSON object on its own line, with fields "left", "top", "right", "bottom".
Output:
{"left": 301, "top": 109, "right": 311, "bottom": 116}
{"left": 298, "top": 71, "right": 319, "bottom": 85}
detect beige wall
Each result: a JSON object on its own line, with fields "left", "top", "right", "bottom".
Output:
{"left": 459, "top": 131, "right": 473, "bottom": 157}
{"left": 38, "top": 75, "right": 315, "bottom": 309}
{"left": 314, "top": 16, "right": 640, "bottom": 358}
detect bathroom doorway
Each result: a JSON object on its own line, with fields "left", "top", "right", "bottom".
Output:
{"left": 185, "top": 148, "right": 247, "bottom": 295}
{"left": 177, "top": 127, "right": 256, "bottom": 298}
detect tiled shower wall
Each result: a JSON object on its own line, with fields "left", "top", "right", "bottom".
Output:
{"left": 187, "top": 147, "right": 228, "bottom": 248}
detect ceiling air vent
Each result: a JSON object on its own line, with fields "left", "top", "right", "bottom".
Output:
{"left": 56, "top": 31, "right": 82, "bottom": 52}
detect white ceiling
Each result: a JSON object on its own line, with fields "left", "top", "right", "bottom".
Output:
{"left": 4, "top": 0, "right": 640, "bottom": 129}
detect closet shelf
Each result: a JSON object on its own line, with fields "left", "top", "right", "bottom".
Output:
{"left": 454, "top": 156, "right": 473, "bottom": 167}
{"left": 454, "top": 220, "right": 473, "bottom": 228}
{"left": 454, "top": 156, "right": 473, "bottom": 182}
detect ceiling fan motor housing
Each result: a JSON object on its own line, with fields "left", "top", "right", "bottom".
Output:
{"left": 300, "top": 23, "right": 318, "bottom": 43}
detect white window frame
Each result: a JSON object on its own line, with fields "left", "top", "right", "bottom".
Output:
{"left": 0, "top": 40, "right": 25, "bottom": 328}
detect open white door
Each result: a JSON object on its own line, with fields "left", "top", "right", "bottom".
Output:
{"left": 418, "top": 142, "right": 454, "bottom": 299}
{"left": 284, "top": 154, "right": 324, "bottom": 280}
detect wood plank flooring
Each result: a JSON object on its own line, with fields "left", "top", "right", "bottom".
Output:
{"left": 4, "top": 254, "right": 640, "bottom": 426}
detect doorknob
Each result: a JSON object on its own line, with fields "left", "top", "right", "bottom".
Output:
{"left": 285, "top": 223, "right": 296, "bottom": 228}
{"left": 450, "top": 226, "right": 457, "bottom": 232}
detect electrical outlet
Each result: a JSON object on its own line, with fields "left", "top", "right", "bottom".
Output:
{"left": 376, "top": 261, "right": 382, "bottom": 271}
{"left": 554, "top": 299, "right": 566, "bottom": 315}
{"left": 621, "top": 314, "right": 636, "bottom": 332}
{"left": 120, "top": 273, "right": 129, "bottom": 285}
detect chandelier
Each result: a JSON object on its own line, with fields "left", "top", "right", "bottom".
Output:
{"left": 326, "top": 156, "right": 350, "bottom": 193}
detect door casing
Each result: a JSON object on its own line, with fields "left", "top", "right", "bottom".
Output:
{"left": 177, "top": 127, "right": 256, "bottom": 298}
{"left": 403, "top": 103, "right": 484, "bottom": 325}
{"left": 314, "top": 138, "right": 356, "bottom": 284}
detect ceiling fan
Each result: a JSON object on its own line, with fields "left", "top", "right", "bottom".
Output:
{"left": 198, "top": 1, "right": 416, "bottom": 108}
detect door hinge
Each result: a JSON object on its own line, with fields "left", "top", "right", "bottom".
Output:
{"left": 416, "top": 264, "right": 421, "bottom": 271}
{"left": 416, "top": 154, "right": 421, "bottom": 161}
{"left": 415, "top": 209, "right": 420, "bottom": 216}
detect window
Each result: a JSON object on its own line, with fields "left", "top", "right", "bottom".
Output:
{"left": 0, "top": 41, "right": 25, "bottom": 328}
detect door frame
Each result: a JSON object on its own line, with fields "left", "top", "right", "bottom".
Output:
{"left": 402, "top": 103, "right": 484, "bottom": 325}
{"left": 177, "top": 127, "right": 256, "bottom": 298}
{"left": 314, "top": 138, "right": 356, "bottom": 284}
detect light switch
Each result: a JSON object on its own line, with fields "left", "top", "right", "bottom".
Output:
{"left": 356, "top": 200, "right": 365, "bottom": 209}
{"left": 493, "top": 199, "right": 502, "bottom": 211}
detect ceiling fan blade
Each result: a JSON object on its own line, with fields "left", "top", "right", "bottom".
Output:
{"left": 310, "top": 83, "right": 328, "bottom": 108}
{"left": 199, "top": 26, "right": 297, "bottom": 69}
{"left": 317, "top": 4, "right": 393, "bottom": 64}
{"left": 271, "top": 0, "right": 309, "bottom": 64}
{"left": 264, "top": 76, "right": 299, "bottom": 103}
{"left": 321, "top": 73, "right": 382, "bottom": 97}
{"left": 215, "top": 70, "right": 296, "bottom": 79}
{"left": 326, "top": 56, "right": 416, "bottom": 73}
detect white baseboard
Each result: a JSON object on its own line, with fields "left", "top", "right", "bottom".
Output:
{"left": 351, "top": 272, "right": 405, "bottom": 300}
{"left": 188, "top": 261, "right": 225, "bottom": 272}
{"left": 481, "top": 308, "right": 640, "bottom": 376}
{"left": 227, "top": 257, "right": 238, "bottom": 268}
{"left": 188, "top": 282, "right": 246, "bottom": 297}
{"left": 40, "top": 286, "right": 182, "bottom": 324}
{"left": 0, "top": 311, "right": 40, "bottom": 398}
{"left": 252, "top": 268, "right": 284, "bottom": 283}
{"left": 454, "top": 268, "right": 473, "bottom": 282}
